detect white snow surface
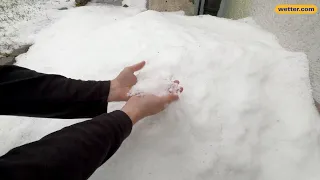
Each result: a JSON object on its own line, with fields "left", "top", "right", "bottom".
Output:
{"left": 0, "top": 0, "right": 75, "bottom": 55}
{"left": 1, "top": 5, "right": 320, "bottom": 180}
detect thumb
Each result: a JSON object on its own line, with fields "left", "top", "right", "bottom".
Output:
{"left": 128, "top": 61, "right": 146, "bottom": 72}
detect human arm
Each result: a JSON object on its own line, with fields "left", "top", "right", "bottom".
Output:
{"left": 0, "top": 91, "right": 182, "bottom": 180}
{"left": 0, "top": 110, "right": 133, "bottom": 180}
{"left": 0, "top": 62, "right": 145, "bottom": 118}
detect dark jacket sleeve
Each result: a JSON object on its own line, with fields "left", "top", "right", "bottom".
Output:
{"left": 0, "top": 65, "right": 110, "bottom": 118}
{"left": 0, "top": 110, "right": 133, "bottom": 180}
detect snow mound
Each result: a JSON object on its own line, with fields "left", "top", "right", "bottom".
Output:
{"left": 7, "top": 6, "right": 320, "bottom": 180}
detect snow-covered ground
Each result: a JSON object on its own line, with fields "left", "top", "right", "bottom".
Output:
{"left": 0, "top": 0, "right": 147, "bottom": 57}
{"left": 0, "top": 0, "right": 78, "bottom": 56}
{"left": 1, "top": 3, "right": 320, "bottom": 180}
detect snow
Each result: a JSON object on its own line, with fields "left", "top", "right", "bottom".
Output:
{"left": 0, "top": 0, "right": 75, "bottom": 55}
{"left": 0, "top": 0, "right": 147, "bottom": 56}
{"left": 1, "top": 4, "right": 320, "bottom": 180}
{"left": 122, "top": 0, "right": 146, "bottom": 8}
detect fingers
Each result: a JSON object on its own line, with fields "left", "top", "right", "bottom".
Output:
{"left": 179, "top": 87, "right": 184, "bottom": 93}
{"left": 173, "top": 80, "right": 183, "bottom": 93}
{"left": 128, "top": 61, "right": 146, "bottom": 72}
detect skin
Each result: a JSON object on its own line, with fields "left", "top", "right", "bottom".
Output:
{"left": 108, "top": 61, "right": 183, "bottom": 124}
{"left": 122, "top": 94, "right": 180, "bottom": 124}
{"left": 108, "top": 61, "right": 146, "bottom": 102}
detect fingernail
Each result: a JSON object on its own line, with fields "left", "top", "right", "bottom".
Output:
{"left": 180, "top": 87, "right": 183, "bottom": 92}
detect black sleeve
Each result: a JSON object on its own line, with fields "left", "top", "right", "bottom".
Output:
{"left": 0, "top": 65, "right": 110, "bottom": 118}
{"left": 0, "top": 110, "right": 133, "bottom": 180}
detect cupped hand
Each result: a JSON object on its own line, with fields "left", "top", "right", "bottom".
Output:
{"left": 108, "top": 61, "right": 145, "bottom": 102}
{"left": 121, "top": 81, "right": 183, "bottom": 124}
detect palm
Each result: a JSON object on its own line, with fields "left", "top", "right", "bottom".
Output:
{"left": 108, "top": 61, "right": 145, "bottom": 102}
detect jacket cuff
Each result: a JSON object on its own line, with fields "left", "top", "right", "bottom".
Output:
{"left": 98, "top": 80, "right": 111, "bottom": 101}
{"left": 108, "top": 110, "right": 133, "bottom": 139}
{"left": 96, "top": 81, "right": 110, "bottom": 111}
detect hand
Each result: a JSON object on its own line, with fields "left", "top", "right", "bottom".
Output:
{"left": 121, "top": 81, "right": 183, "bottom": 124}
{"left": 108, "top": 61, "right": 145, "bottom": 102}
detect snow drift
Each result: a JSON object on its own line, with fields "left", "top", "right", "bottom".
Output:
{"left": 1, "top": 5, "right": 320, "bottom": 180}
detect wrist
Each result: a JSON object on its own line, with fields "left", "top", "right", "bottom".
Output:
{"left": 121, "top": 105, "right": 141, "bottom": 124}
{"left": 108, "top": 80, "right": 120, "bottom": 102}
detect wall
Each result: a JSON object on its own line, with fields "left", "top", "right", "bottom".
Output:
{"left": 203, "top": 0, "right": 223, "bottom": 16}
{"left": 218, "top": 0, "right": 320, "bottom": 102}
{"left": 148, "top": 0, "right": 195, "bottom": 15}
{"left": 218, "top": 0, "right": 251, "bottom": 18}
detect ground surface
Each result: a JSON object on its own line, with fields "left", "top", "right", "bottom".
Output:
{"left": 1, "top": 2, "right": 320, "bottom": 180}
{"left": 0, "top": 0, "right": 146, "bottom": 65}
{"left": 0, "top": 0, "right": 75, "bottom": 64}
{"left": 218, "top": 0, "right": 320, "bottom": 104}
{"left": 0, "top": 0, "right": 75, "bottom": 54}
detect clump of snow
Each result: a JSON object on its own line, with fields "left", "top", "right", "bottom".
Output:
{"left": 128, "top": 69, "right": 182, "bottom": 96}
{"left": 0, "top": 0, "right": 75, "bottom": 54}
{"left": 2, "top": 5, "right": 320, "bottom": 180}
